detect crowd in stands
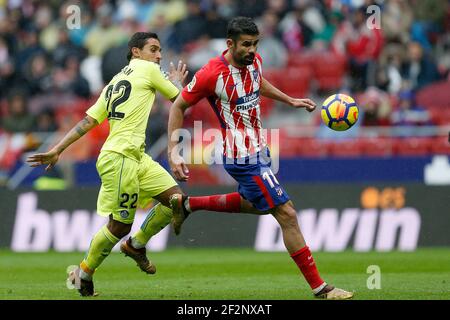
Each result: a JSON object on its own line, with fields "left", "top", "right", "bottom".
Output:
{"left": 0, "top": 0, "right": 449, "bottom": 185}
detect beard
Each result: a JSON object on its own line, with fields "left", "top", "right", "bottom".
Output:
{"left": 235, "top": 52, "right": 255, "bottom": 66}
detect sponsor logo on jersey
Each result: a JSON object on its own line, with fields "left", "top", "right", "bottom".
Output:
{"left": 235, "top": 90, "right": 260, "bottom": 112}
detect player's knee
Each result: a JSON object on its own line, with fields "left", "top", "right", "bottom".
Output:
{"left": 107, "top": 219, "right": 132, "bottom": 239}
{"left": 275, "top": 205, "right": 299, "bottom": 228}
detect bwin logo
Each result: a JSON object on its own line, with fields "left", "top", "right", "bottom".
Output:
{"left": 11, "top": 192, "right": 169, "bottom": 252}
{"left": 255, "top": 208, "right": 421, "bottom": 252}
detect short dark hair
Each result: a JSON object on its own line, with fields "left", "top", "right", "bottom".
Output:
{"left": 226, "top": 16, "right": 259, "bottom": 41}
{"left": 127, "top": 32, "right": 159, "bottom": 61}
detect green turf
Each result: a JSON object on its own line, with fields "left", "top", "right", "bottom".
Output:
{"left": 0, "top": 248, "right": 449, "bottom": 300}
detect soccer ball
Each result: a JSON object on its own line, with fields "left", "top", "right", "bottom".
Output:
{"left": 321, "top": 94, "right": 359, "bottom": 131}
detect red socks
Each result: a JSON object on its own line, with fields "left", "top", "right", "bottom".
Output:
{"left": 290, "top": 246, "right": 325, "bottom": 291}
{"left": 188, "top": 192, "right": 241, "bottom": 213}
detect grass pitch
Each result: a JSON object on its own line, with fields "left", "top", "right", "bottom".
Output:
{"left": 0, "top": 248, "right": 449, "bottom": 300}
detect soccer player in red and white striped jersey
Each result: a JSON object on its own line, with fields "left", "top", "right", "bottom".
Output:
{"left": 168, "top": 17, "right": 353, "bottom": 300}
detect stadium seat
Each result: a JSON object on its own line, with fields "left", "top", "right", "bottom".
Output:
{"left": 416, "top": 80, "right": 450, "bottom": 109}
{"left": 328, "top": 139, "right": 364, "bottom": 157}
{"left": 312, "top": 52, "right": 347, "bottom": 92}
{"left": 428, "top": 107, "right": 450, "bottom": 125}
{"left": 430, "top": 136, "right": 450, "bottom": 155}
{"left": 295, "top": 138, "right": 330, "bottom": 158}
{"left": 393, "top": 137, "right": 433, "bottom": 156}
{"left": 287, "top": 51, "right": 316, "bottom": 69}
{"left": 360, "top": 137, "right": 395, "bottom": 157}
{"left": 259, "top": 96, "right": 275, "bottom": 118}
{"left": 267, "top": 66, "right": 313, "bottom": 98}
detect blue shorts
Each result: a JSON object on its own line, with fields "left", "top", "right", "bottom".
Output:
{"left": 223, "top": 148, "right": 290, "bottom": 211}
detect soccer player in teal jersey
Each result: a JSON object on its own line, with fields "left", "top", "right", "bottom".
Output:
{"left": 27, "top": 32, "right": 190, "bottom": 296}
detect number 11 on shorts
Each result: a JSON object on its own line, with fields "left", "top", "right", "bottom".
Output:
{"left": 262, "top": 169, "right": 279, "bottom": 188}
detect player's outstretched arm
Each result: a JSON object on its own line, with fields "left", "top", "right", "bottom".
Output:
{"left": 167, "top": 94, "right": 190, "bottom": 181}
{"left": 260, "top": 76, "right": 316, "bottom": 112}
{"left": 27, "top": 115, "right": 98, "bottom": 171}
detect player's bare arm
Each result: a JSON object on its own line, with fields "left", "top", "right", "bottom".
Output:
{"left": 260, "top": 76, "right": 316, "bottom": 112}
{"left": 27, "top": 115, "right": 98, "bottom": 171}
{"left": 167, "top": 94, "right": 190, "bottom": 181}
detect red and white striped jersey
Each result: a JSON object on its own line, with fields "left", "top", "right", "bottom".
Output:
{"left": 181, "top": 50, "right": 266, "bottom": 159}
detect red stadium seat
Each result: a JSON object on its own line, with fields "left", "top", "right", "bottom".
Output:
{"left": 430, "top": 136, "right": 450, "bottom": 155}
{"left": 295, "top": 138, "right": 330, "bottom": 158}
{"left": 265, "top": 66, "right": 313, "bottom": 98}
{"left": 287, "top": 51, "right": 316, "bottom": 69}
{"left": 416, "top": 80, "right": 450, "bottom": 109}
{"left": 312, "top": 52, "right": 347, "bottom": 92}
{"left": 393, "top": 137, "right": 433, "bottom": 156}
{"left": 259, "top": 96, "right": 275, "bottom": 118}
{"left": 328, "top": 140, "right": 363, "bottom": 157}
{"left": 428, "top": 107, "right": 450, "bottom": 125}
{"left": 360, "top": 137, "right": 395, "bottom": 157}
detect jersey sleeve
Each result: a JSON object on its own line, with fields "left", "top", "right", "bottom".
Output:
{"left": 86, "top": 86, "right": 108, "bottom": 124}
{"left": 145, "top": 62, "right": 179, "bottom": 100}
{"left": 181, "top": 65, "right": 213, "bottom": 106}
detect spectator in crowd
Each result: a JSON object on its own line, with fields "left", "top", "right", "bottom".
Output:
{"left": 311, "top": 10, "right": 343, "bottom": 47}
{"left": 22, "top": 52, "right": 53, "bottom": 95}
{"left": 237, "top": 0, "right": 266, "bottom": 18}
{"left": 171, "top": 0, "right": 208, "bottom": 52}
{"left": 16, "top": 27, "right": 46, "bottom": 74}
{"left": 0, "top": 37, "right": 15, "bottom": 100}
{"left": 401, "top": 41, "right": 441, "bottom": 90}
{"left": 279, "top": 0, "right": 315, "bottom": 52}
{"left": 391, "top": 89, "right": 432, "bottom": 128}
{"left": 410, "top": 0, "right": 447, "bottom": 50}
{"left": 376, "top": 43, "right": 405, "bottom": 94}
{"left": 435, "top": 33, "right": 450, "bottom": 79}
{"left": 68, "top": 6, "right": 94, "bottom": 47}
{"left": 213, "top": 0, "right": 237, "bottom": 20}
{"left": 34, "top": 108, "right": 58, "bottom": 132}
{"left": 1, "top": 91, "right": 35, "bottom": 133}
{"left": 187, "top": 34, "right": 219, "bottom": 72}
{"left": 381, "top": 0, "right": 413, "bottom": 43}
{"left": 52, "top": 27, "right": 87, "bottom": 68}
{"left": 204, "top": 7, "right": 229, "bottom": 39}
{"left": 360, "top": 87, "right": 392, "bottom": 127}
{"left": 147, "top": 0, "right": 188, "bottom": 26}
{"left": 332, "top": 7, "right": 384, "bottom": 91}
{"left": 255, "top": 11, "right": 288, "bottom": 68}
{"left": 51, "top": 54, "right": 91, "bottom": 98}
{"left": 148, "top": 12, "right": 177, "bottom": 52}
{"left": 84, "top": 3, "right": 127, "bottom": 57}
